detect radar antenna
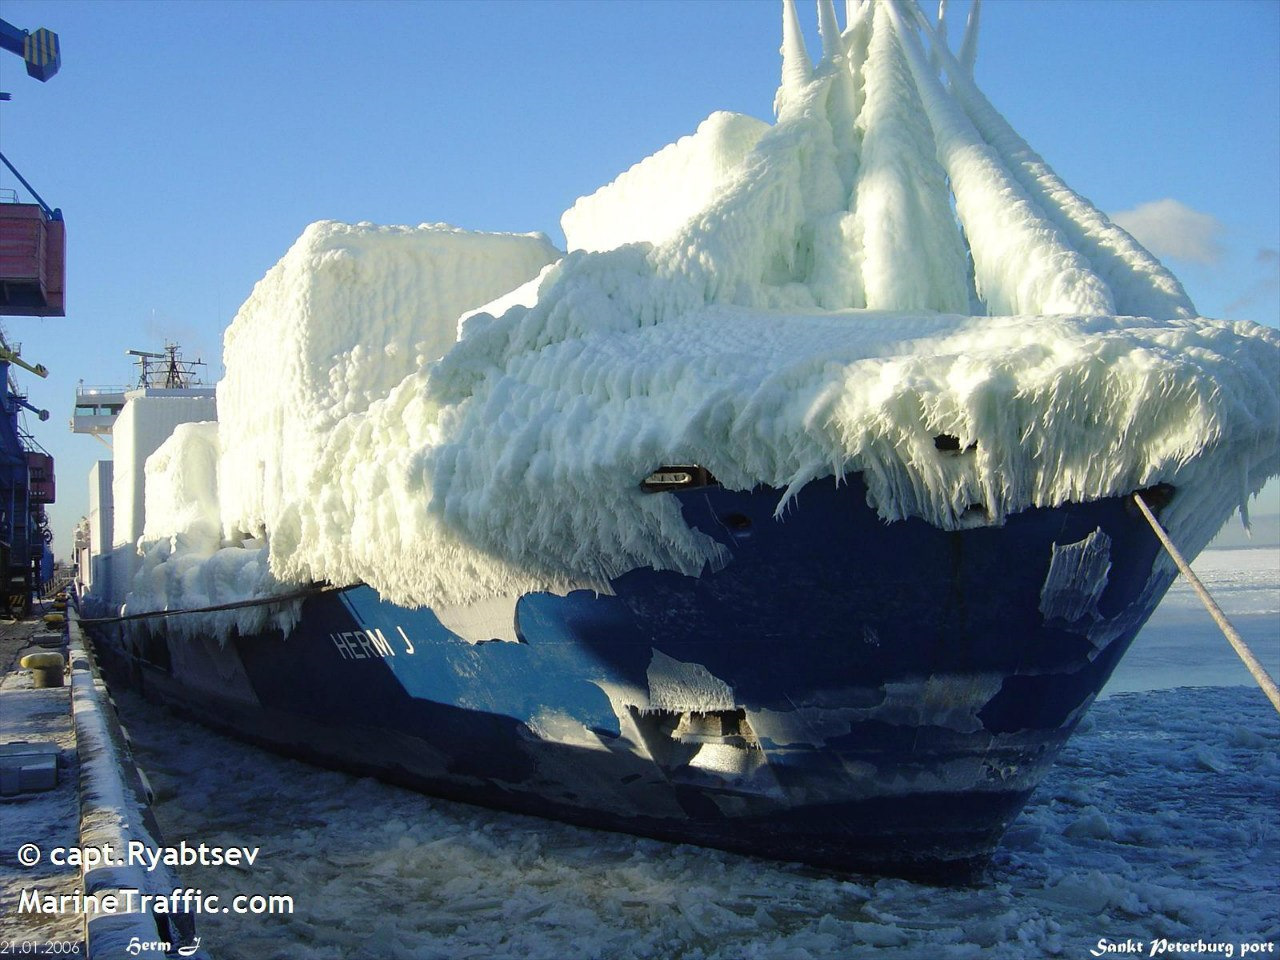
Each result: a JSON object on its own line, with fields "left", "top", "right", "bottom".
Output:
{"left": 126, "top": 342, "right": 206, "bottom": 389}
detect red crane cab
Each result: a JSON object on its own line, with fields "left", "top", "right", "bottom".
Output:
{"left": 27, "top": 451, "right": 54, "bottom": 503}
{"left": 0, "top": 203, "right": 65, "bottom": 317}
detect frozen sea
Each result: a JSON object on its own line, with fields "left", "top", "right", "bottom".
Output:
{"left": 116, "top": 547, "right": 1279, "bottom": 960}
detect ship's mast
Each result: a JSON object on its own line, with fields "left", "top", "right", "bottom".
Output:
{"left": 126, "top": 343, "right": 206, "bottom": 390}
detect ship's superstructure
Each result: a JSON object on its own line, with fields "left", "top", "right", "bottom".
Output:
{"left": 73, "top": 345, "right": 214, "bottom": 609}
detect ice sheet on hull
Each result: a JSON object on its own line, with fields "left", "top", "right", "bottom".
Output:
{"left": 1039, "top": 529, "right": 1112, "bottom": 626}
{"left": 644, "top": 651, "right": 736, "bottom": 714}
{"left": 125, "top": 1, "right": 1280, "bottom": 633}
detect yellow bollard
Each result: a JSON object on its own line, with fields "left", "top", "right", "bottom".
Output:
{"left": 20, "top": 651, "right": 65, "bottom": 688}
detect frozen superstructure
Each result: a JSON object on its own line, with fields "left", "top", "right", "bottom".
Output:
{"left": 121, "top": 0, "right": 1278, "bottom": 626}
{"left": 75, "top": 353, "right": 216, "bottom": 612}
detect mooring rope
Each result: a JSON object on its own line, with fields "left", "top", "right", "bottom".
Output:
{"left": 1133, "top": 493, "right": 1280, "bottom": 715}
{"left": 76, "top": 584, "right": 346, "bottom": 627}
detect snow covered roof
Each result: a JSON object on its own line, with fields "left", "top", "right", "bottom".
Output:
{"left": 123, "top": 0, "right": 1279, "bottom": 623}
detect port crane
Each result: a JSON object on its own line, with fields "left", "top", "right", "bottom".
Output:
{"left": 0, "top": 19, "right": 59, "bottom": 81}
{"left": 0, "top": 17, "right": 63, "bottom": 319}
{"left": 0, "top": 16, "right": 60, "bottom": 612}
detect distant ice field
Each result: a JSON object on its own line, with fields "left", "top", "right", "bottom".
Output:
{"left": 1106, "top": 547, "right": 1280, "bottom": 696}
{"left": 115, "top": 547, "right": 1280, "bottom": 959}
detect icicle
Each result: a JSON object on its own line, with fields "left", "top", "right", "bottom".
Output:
{"left": 776, "top": 0, "right": 816, "bottom": 119}
{"left": 931, "top": 0, "right": 950, "bottom": 75}
{"left": 958, "top": 0, "right": 981, "bottom": 75}
{"left": 1238, "top": 470, "right": 1252, "bottom": 532}
{"left": 817, "top": 0, "right": 843, "bottom": 65}
{"left": 820, "top": 0, "right": 863, "bottom": 195}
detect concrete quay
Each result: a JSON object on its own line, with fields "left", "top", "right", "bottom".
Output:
{"left": 1, "top": 599, "right": 209, "bottom": 959}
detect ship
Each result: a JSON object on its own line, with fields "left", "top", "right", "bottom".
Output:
{"left": 76, "top": 0, "right": 1280, "bottom": 880}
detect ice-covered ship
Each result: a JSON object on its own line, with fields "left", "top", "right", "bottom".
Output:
{"left": 79, "top": 0, "right": 1279, "bottom": 879}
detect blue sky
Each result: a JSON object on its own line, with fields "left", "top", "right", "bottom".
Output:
{"left": 0, "top": 0, "right": 1275, "bottom": 556}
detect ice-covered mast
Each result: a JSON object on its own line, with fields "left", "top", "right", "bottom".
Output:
{"left": 915, "top": 1, "right": 1195, "bottom": 318}
{"left": 774, "top": 0, "right": 814, "bottom": 120}
{"left": 956, "top": 0, "right": 980, "bottom": 76}
{"left": 744, "top": 0, "right": 1196, "bottom": 319}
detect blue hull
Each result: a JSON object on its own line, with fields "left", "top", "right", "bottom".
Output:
{"left": 111, "top": 475, "right": 1174, "bottom": 879}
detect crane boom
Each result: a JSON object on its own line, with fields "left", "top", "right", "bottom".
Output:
{"left": 0, "top": 19, "right": 59, "bottom": 82}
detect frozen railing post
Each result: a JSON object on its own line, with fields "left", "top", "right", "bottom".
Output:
{"left": 1133, "top": 493, "right": 1280, "bottom": 715}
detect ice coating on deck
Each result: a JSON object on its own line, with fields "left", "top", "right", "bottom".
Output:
{"left": 127, "top": 1, "right": 1279, "bottom": 621}
{"left": 134, "top": 422, "right": 288, "bottom": 639}
{"left": 142, "top": 422, "right": 220, "bottom": 544}
{"left": 561, "top": 111, "right": 769, "bottom": 254}
{"left": 216, "top": 221, "right": 561, "bottom": 548}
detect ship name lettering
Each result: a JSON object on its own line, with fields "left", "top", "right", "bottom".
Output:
{"left": 396, "top": 626, "right": 415, "bottom": 654}
{"left": 367, "top": 628, "right": 395, "bottom": 657}
{"left": 330, "top": 629, "right": 396, "bottom": 661}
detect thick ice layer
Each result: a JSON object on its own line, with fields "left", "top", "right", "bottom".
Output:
{"left": 127, "top": 2, "right": 1280, "bottom": 621}
{"left": 111, "top": 393, "right": 218, "bottom": 616}
{"left": 216, "top": 221, "right": 560, "bottom": 542}
{"left": 927, "top": 28, "right": 1196, "bottom": 320}
{"left": 383, "top": 304, "right": 1280, "bottom": 606}
{"left": 133, "top": 282, "right": 1280, "bottom": 616}
{"left": 561, "top": 111, "right": 769, "bottom": 254}
{"left": 142, "top": 422, "right": 220, "bottom": 544}
{"left": 133, "top": 421, "right": 295, "bottom": 639}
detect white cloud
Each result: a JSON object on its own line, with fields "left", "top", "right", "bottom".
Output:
{"left": 1110, "top": 198, "right": 1223, "bottom": 265}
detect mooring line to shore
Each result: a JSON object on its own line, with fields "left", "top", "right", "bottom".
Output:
{"left": 1134, "top": 493, "right": 1280, "bottom": 715}
{"left": 76, "top": 584, "right": 346, "bottom": 627}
